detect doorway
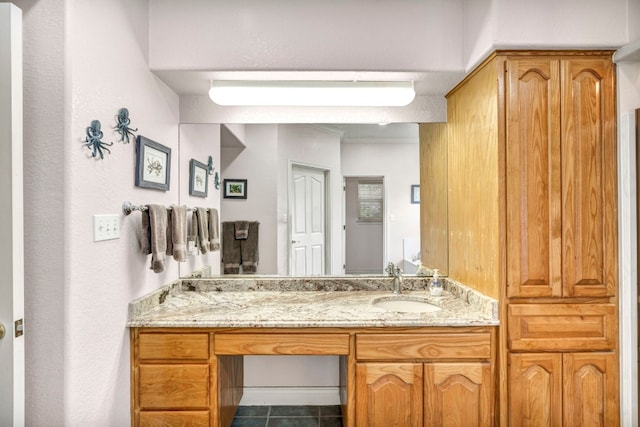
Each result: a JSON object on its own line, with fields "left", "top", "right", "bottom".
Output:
{"left": 344, "top": 176, "right": 384, "bottom": 274}
{"left": 0, "top": 4, "right": 24, "bottom": 426}
{"left": 289, "top": 164, "right": 329, "bottom": 275}
{"left": 636, "top": 108, "right": 640, "bottom": 413}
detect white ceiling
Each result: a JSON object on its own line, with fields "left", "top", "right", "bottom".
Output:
{"left": 321, "top": 123, "right": 419, "bottom": 142}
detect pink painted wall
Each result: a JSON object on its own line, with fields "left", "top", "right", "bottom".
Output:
{"left": 12, "top": 0, "right": 640, "bottom": 423}
{"left": 16, "top": 0, "right": 220, "bottom": 425}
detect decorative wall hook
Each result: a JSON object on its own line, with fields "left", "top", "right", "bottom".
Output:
{"left": 114, "top": 107, "right": 138, "bottom": 144}
{"left": 83, "top": 119, "right": 113, "bottom": 159}
{"left": 208, "top": 156, "right": 220, "bottom": 189}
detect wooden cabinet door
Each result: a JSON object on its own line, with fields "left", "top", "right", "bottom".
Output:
{"left": 509, "top": 353, "right": 563, "bottom": 427}
{"left": 560, "top": 57, "right": 617, "bottom": 297}
{"left": 563, "top": 352, "right": 619, "bottom": 427}
{"left": 424, "top": 362, "right": 492, "bottom": 427}
{"left": 505, "top": 57, "right": 562, "bottom": 298}
{"left": 355, "top": 363, "right": 422, "bottom": 427}
{"left": 506, "top": 55, "right": 616, "bottom": 299}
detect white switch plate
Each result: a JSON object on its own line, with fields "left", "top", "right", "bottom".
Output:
{"left": 94, "top": 214, "right": 120, "bottom": 241}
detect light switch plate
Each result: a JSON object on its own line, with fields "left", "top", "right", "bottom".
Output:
{"left": 94, "top": 214, "right": 120, "bottom": 241}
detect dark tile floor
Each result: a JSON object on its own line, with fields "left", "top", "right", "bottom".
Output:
{"left": 231, "top": 405, "right": 343, "bottom": 427}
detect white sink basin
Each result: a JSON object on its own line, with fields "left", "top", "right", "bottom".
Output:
{"left": 372, "top": 297, "right": 441, "bottom": 313}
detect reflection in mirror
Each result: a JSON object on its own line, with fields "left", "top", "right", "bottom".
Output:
{"left": 181, "top": 122, "right": 447, "bottom": 278}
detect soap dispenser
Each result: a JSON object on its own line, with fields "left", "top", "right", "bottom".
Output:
{"left": 429, "top": 269, "right": 443, "bottom": 296}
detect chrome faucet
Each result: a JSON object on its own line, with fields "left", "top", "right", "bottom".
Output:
{"left": 386, "top": 262, "right": 403, "bottom": 294}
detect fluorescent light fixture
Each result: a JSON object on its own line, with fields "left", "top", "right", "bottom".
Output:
{"left": 208, "top": 80, "right": 415, "bottom": 107}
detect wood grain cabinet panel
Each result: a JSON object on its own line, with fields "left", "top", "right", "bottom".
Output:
{"left": 424, "top": 362, "right": 493, "bottom": 427}
{"left": 138, "top": 333, "right": 209, "bottom": 360}
{"left": 139, "top": 411, "right": 209, "bottom": 427}
{"left": 215, "top": 333, "right": 349, "bottom": 355}
{"left": 505, "top": 55, "right": 616, "bottom": 299}
{"left": 356, "top": 333, "right": 491, "bottom": 360}
{"left": 508, "top": 303, "right": 616, "bottom": 351}
{"left": 560, "top": 58, "right": 617, "bottom": 298}
{"left": 509, "top": 352, "right": 619, "bottom": 427}
{"left": 505, "top": 57, "right": 562, "bottom": 298}
{"left": 139, "top": 364, "right": 209, "bottom": 409}
{"left": 356, "top": 363, "right": 423, "bottom": 427}
{"left": 509, "top": 353, "right": 563, "bottom": 427}
{"left": 563, "top": 352, "right": 619, "bottom": 427}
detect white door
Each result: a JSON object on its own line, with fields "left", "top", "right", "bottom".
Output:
{"left": 0, "top": 4, "right": 25, "bottom": 426}
{"left": 290, "top": 165, "right": 326, "bottom": 275}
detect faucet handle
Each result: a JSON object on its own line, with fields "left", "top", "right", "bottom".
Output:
{"left": 386, "top": 262, "right": 395, "bottom": 275}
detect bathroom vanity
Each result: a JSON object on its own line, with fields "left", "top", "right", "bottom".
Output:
{"left": 128, "top": 276, "right": 498, "bottom": 427}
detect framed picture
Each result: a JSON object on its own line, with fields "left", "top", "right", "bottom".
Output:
{"left": 189, "top": 159, "right": 209, "bottom": 197}
{"left": 411, "top": 184, "right": 420, "bottom": 204}
{"left": 135, "top": 135, "right": 171, "bottom": 191}
{"left": 223, "top": 179, "right": 247, "bottom": 199}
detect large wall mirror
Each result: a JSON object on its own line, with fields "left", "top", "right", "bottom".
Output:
{"left": 178, "top": 122, "right": 448, "bottom": 278}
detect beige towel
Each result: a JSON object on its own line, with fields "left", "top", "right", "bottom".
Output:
{"left": 147, "top": 204, "right": 167, "bottom": 273}
{"left": 171, "top": 205, "right": 188, "bottom": 261}
{"left": 209, "top": 208, "right": 220, "bottom": 251}
{"left": 196, "top": 207, "right": 209, "bottom": 254}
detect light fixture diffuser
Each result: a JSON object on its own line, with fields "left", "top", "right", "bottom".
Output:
{"left": 208, "top": 80, "right": 415, "bottom": 107}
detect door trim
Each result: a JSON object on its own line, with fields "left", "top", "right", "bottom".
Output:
{"left": 0, "top": 4, "right": 25, "bottom": 426}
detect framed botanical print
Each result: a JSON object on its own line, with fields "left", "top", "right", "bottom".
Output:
{"left": 135, "top": 135, "right": 171, "bottom": 191}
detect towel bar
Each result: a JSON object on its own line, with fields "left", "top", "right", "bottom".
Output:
{"left": 122, "top": 201, "right": 200, "bottom": 216}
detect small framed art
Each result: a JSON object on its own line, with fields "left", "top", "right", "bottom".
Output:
{"left": 223, "top": 179, "right": 247, "bottom": 199}
{"left": 135, "top": 135, "right": 171, "bottom": 191}
{"left": 189, "top": 159, "right": 209, "bottom": 197}
{"left": 411, "top": 184, "right": 420, "bottom": 204}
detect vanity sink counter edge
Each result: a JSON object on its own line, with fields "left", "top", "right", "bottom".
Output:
{"left": 127, "top": 276, "right": 499, "bottom": 328}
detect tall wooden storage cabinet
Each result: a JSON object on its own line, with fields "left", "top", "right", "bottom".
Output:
{"left": 444, "top": 51, "right": 618, "bottom": 426}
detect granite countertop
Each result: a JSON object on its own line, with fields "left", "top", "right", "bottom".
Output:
{"left": 128, "top": 276, "right": 499, "bottom": 328}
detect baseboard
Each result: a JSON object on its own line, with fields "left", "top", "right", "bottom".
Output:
{"left": 239, "top": 387, "right": 341, "bottom": 406}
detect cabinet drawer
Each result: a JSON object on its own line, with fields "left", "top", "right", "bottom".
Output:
{"left": 508, "top": 303, "right": 616, "bottom": 351}
{"left": 139, "top": 411, "right": 209, "bottom": 427}
{"left": 215, "top": 333, "right": 350, "bottom": 355}
{"left": 138, "top": 333, "right": 209, "bottom": 360}
{"left": 356, "top": 333, "right": 491, "bottom": 360}
{"left": 139, "top": 364, "right": 209, "bottom": 409}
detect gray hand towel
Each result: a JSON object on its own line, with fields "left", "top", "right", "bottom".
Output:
{"left": 209, "top": 208, "right": 220, "bottom": 251}
{"left": 196, "top": 207, "right": 209, "bottom": 254}
{"left": 189, "top": 211, "right": 198, "bottom": 253}
{"left": 171, "top": 205, "right": 188, "bottom": 261}
{"left": 165, "top": 208, "right": 173, "bottom": 257}
{"left": 138, "top": 210, "right": 151, "bottom": 255}
{"left": 240, "top": 221, "right": 259, "bottom": 273}
{"left": 222, "top": 221, "right": 241, "bottom": 274}
{"left": 235, "top": 220, "right": 249, "bottom": 239}
{"left": 147, "top": 204, "right": 167, "bottom": 273}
